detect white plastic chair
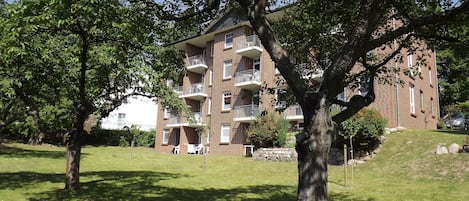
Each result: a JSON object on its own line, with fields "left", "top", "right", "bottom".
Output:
{"left": 173, "top": 145, "right": 180, "bottom": 154}
{"left": 195, "top": 144, "right": 204, "bottom": 155}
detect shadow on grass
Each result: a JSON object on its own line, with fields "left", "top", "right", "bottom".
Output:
{"left": 435, "top": 129, "right": 469, "bottom": 135}
{"left": 0, "top": 144, "right": 82, "bottom": 159}
{"left": 0, "top": 170, "right": 374, "bottom": 201}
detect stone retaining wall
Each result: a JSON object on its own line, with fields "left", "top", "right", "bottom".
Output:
{"left": 252, "top": 148, "right": 298, "bottom": 161}
{"left": 252, "top": 147, "right": 346, "bottom": 164}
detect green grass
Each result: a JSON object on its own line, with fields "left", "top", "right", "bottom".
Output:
{"left": 1, "top": 130, "right": 469, "bottom": 201}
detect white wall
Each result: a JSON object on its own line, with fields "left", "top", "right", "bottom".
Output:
{"left": 100, "top": 96, "right": 158, "bottom": 131}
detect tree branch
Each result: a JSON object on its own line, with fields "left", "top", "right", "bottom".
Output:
{"left": 235, "top": 0, "right": 309, "bottom": 104}
{"left": 366, "top": 2, "right": 469, "bottom": 52}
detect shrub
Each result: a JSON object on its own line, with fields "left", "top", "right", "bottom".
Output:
{"left": 336, "top": 108, "right": 387, "bottom": 155}
{"left": 247, "top": 110, "right": 289, "bottom": 148}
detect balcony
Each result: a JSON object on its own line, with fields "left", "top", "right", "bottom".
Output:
{"left": 166, "top": 112, "right": 204, "bottom": 128}
{"left": 179, "top": 83, "right": 207, "bottom": 101}
{"left": 173, "top": 86, "right": 183, "bottom": 96}
{"left": 236, "top": 35, "right": 263, "bottom": 59}
{"left": 295, "top": 63, "right": 324, "bottom": 82}
{"left": 187, "top": 55, "right": 208, "bottom": 74}
{"left": 233, "top": 105, "right": 260, "bottom": 122}
{"left": 234, "top": 69, "right": 261, "bottom": 90}
{"left": 283, "top": 105, "right": 303, "bottom": 121}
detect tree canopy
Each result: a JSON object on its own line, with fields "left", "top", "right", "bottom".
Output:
{"left": 0, "top": 0, "right": 194, "bottom": 189}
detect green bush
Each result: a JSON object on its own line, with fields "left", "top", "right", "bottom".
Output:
{"left": 336, "top": 108, "right": 387, "bottom": 155}
{"left": 119, "top": 136, "right": 129, "bottom": 147}
{"left": 247, "top": 110, "right": 289, "bottom": 148}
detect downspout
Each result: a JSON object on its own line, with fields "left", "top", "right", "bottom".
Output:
{"left": 393, "top": 17, "right": 401, "bottom": 127}
{"left": 434, "top": 49, "right": 441, "bottom": 119}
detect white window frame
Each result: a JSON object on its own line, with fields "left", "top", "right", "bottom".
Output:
{"left": 210, "top": 41, "right": 214, "bottom": 57}
{"left": 429, "top": 67, "right": 433, "bottom": 85}
{"left": 409, "top": 84, "right": 415, "bottom": 114}
{"left": 162, "top": 129, "right": 170, "bottom": 144}
{"left": 224, "top": 32, "right": 233, "bottom": 49}
{"left": 163, "top": 106, "right": 171, "bottom": 119}
{"left": 221, "top": 124, "right": 230, "bottom": 143}
{"left": 223, "top": 60, "right": 232, "bottom": 79}
{"left": 222, "top": 92, "right": 231, "bottom": 111}
{"left": 209, "top": 68, "right": 213, "bottom": 85}
{"left": 206, "top": 128, "right": 211, "bottom": 144}
{"left": 407, "top": 52, "right": 414, "bottom": 76}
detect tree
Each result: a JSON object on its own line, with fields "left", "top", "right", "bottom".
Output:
{"left": 0, "top": 0, "right": 189, "bottom": 190}
{"left": 437, "top": 45, "right": 469, "bottom": 112}
{"left": 233, "top": 0, "right": 469, "bottom": 200}
{"left": 247, "top": 110, "right": 289, "bottom": 148}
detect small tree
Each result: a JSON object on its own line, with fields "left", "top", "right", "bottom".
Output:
{"left": 247, "top": 110, "right": 289, "bottom": 148}
{"left": 336, "top": 108, "right": 387, "bottom": 156}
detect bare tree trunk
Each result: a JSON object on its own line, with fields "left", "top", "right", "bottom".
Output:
{"left": 296, "top": 98, "right": 335, "bottom": 201}
{"left": 65, "top": 130, "right": 82, "bottom": 190}
{"left": 64, "top": 124, "right": 85, "bottom": 190}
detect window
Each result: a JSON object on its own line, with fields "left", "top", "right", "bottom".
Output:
{"left": 274, "top": 88, "right": 286, "bottom": 109}
{"left": 358, "top": 76, "right": 369, "bottom": 96}
{"left": 164, "top": 106, "right": 171, "bottom": 119}
{"left": 222, "top": 92, "right": 231, "bottom": 111}
{"left": 117, "top": 113, "right": 126, "bottom": 128}
{"left": 409, "top": 84, "right": 415, "bottom": 114}
{"left": 210, "top": 41, "right": 214, "bottom": 57}
{"left": 209, "top": 69, "right": 213, "bottom": 85}
{"left": 223, "top": 60, "right": 232, "bottom": 79}
{"left": 429, "top": 67, "right": 433, "bottom": 85}
{"left": 221, "top": 124, "right": 230, "bottom": 143}
{"left": 162, "top": 129, "right": 170, "bottom": 144}
{"left": 224, "top": 32, "right": 233, "bottom": 49}
{"left": 431, "top": 97, "right": 435, "bottom": 117}
{"left": 253, "top": 58, "right": 261, "bottom": 70}
{"left": 419, "top": 90, "right": 424, "bottom": 112}
{"left": 208, "top": 98, "right": 212, "bottom": 115}
{"left": 407, "top": 52, "right": 414, "bottom": 76}
{"left": 206, "top": 128, "right": 211, "bottom": 144}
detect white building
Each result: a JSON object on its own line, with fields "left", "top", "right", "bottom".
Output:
{"left": 100, "top": 96, "right": 158, "bottom": 131}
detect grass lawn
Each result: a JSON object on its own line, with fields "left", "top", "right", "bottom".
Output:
{"left": 1, "top": 129, "right": 469, "bottom": 201}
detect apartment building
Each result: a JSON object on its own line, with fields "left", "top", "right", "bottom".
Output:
{"left": 154, "top": 10, "right": 439, "bottom": 155}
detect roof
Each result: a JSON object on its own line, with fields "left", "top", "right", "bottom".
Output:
{"left": 168, "top": 7, "right": 284, "bottom": 50}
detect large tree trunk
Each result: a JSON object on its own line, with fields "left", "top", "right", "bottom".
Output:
{"left": 64, "top": 124, "right": 85, "bottom": 190}
{"left": 64, "top": 131, "right": 82, "bottom": 190}
{"left": 296, "top": 97, "right": 336, "bottom": 201}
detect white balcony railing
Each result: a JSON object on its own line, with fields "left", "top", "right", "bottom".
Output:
{"left": 234, "top": 105, "right": 260, "bottom": 119}
{"left": 187, "top": 55, "right": 208, "bottom": 74}
{"left": 188, "top": 55, "right": 206, "bottom": 66}
{"left": 236, "top": 35, "right": 263, "bottom": 59}
{"left": 237, "top": 35, "right": 262, "bottom": 50}
{"left": 235, "top": 69, "right": 261, "bottom": 84}
{"left": 173, "top": 86, "right": 183, "bottom": 95}
{"left": 285, "top": 105, "right": 303, "bottom": 116}
{"left": 167, "top": 112, "right": 203, "bottom": 127}
{"left": 185, "top": 83, "right": 205, "bottom": 94}
{"left": 167, "top": 115, "right": 182, "bottom": 125}
{"left": 295, "top": 63, "right": 324, "bottom": 81}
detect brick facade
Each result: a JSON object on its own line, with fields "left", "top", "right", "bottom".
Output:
{"left": 154, "top": 15, "right": 439, "bottom": 155}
